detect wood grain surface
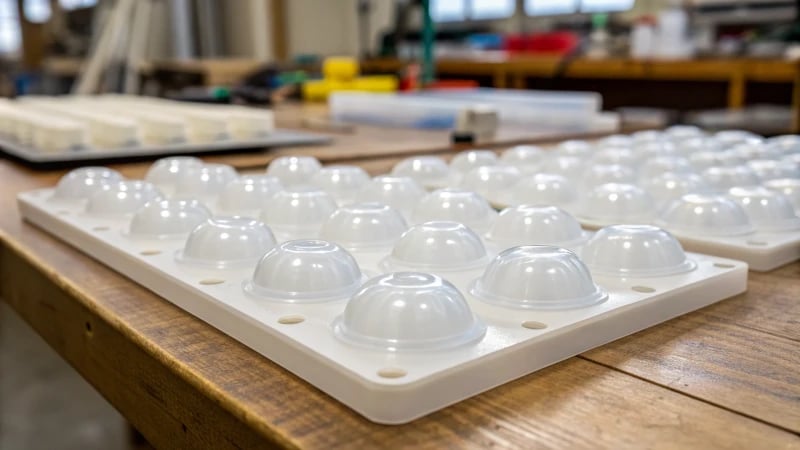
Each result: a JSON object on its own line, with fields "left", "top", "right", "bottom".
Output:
{"left": 1, "top": 111, "right": 799, "bottom": 449}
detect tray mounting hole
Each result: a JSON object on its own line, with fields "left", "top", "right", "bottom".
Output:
{"left": 713, "top": 262, "right": 735, "bottom": 269}
{"left": 377, "top": 367, "right": 407, "bottom": 379}
{"left": 632, "top": 286, "right": 656, "bottom": 293}
{"left": 199, "top": 278, "right": 225, "bottom": 286}
{"left": 746, "top": 240, "right": 767, "bottom": 246}
{"left": 521, "top": 321, "right": 547, "bottom": 330}
{"left": 92, "top": 226, "right": 110, "bottom": 231}
{"left": 277, "top": 315, "right": 305, "bottom": 325}
{"left": 140, "top": 250, "right": 161, "bottom": 256}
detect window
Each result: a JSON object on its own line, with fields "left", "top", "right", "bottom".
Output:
{"left": 59, "top": 0, "right": 97, "bottom": 10}
{"left": 0, "top": 0, "right": 21, "bottom": 55}
{"left": 525, "top": 0, "right": 578, "bottom": 16}
{"left": 24, "top": 0, "right": 51, "bottom": 23}
{"left": 431, "top": 0, "right": 515, "bottom": 22}
{"left": 525, "top": 0, "right": 635, "bottom": 15}
{"left": 432, "top": 0, "right": 466, "bottom": 22}
{"left": 579, "top": 0, "right": 635, "bottom": 13}
{"left": 471, "top": 0, "right": 515, "bottom": 20}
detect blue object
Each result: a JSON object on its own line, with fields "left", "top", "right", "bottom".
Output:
{"left": 14, "top": 73, "right": 39, "bottom": 95}
{"left": 467, "top": 33, "right": 504, "bottom": 50}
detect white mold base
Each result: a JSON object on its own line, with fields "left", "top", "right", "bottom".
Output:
{"left": 18, "top": 188, "right": 748, "bottom": 424}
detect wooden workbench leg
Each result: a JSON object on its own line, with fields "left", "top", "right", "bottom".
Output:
{"left": 129, "top": 425, "right": 155, "bottom": 450}
{"left": 512, "top": 73, "right": 526, "bottom": 90}
{"left": 727, "top": 70, "right": 746, "bottom": 109}
{"left": 793, "top": 64, "right": 800, "bottom": 133}
{"left": 493, "top": 69, "right": 507, "bottom": 89}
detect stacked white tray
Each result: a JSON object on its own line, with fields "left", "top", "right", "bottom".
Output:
{"left": 389, "top": 127, "right": 800, "bottom": 271}
{"left": 0, "top": 95, "right": 328, "bottom": 165}
{"left": 18, "top": 151, "right": 749, "bottom": 424}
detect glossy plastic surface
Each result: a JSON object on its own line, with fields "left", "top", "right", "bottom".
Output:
{"left": 412, "top": 188, "right": 497, "bottom": 232}
{"left": 52, "top": 167, "right": 124, "bottom": 200}
{"left": 728, "top": 186, "right": 800, "bottom": 232}
{"left": 486, "top": 205, "right": 587, "bottom": 249}
{"left": 657, "top": 194, "right": 754, "bottom": 236}
{"left": 310, "top": 165, "right": 371, "bottom": 205}
{"left": 245, "top": 239, "right": 362, "bottom": 302}
{"left": 85, "top": 181, "right": 162, "bottom": 215}
{"left": 217, "top": 175, "right": 283, "bottom": 214}
{"left": 175, "top": 163, "right": 238, "bottom": 199}
{"left": 383, "top": 221, "right": 488, "bottom": 271}
{"left": 354, "top": 175, "right": 426, "bottom": 217}
{"left": 177, "top": 217, "right": 277, "bottom": 267}
{"left": 128, "top": 198, "right": 211, "bottom": 238}
{"left": 334, "top": 272, "right": 486, "bottom": 350}
{"left": 471, "top": 246, "right": 607, "bottom": 310}
{"left": 320, "top": 203, "right": 408, "bottom": 249}
{"left": 260, "top": 188, "right": 338, "bottom": 235}
{"left": 581, "top": 225, "right": 695, "bottom": 277}
{"left": 265, "top": 156, "right": 322, "bottom": 187}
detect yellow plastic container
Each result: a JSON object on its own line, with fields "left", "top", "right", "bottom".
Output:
{"left": 323, "top": 57, "right": 359, "bottom": 81}
{"left": 351, "top": 76, "right": 399, "bottom": 93}
{"left": 302, "top": 80, "right": 331, "bottom": 102}
{"left": 303, "top": 57, "right": 398, "bottom": 101}
{"left": 303, "top": 76, "right": 398, "bottom": 101}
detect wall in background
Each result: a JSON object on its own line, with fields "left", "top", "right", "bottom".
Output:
{"left": 284, "top": 0, "right": 394, "bottom": 58}
{"left": 285, "top": 0, "right": 356, "bottom": 57}
{"left": 144, "top": 1, "right": 170, "bottom": 60}
{"left": 222, "top": 0, "right": 273, "bottom": 60}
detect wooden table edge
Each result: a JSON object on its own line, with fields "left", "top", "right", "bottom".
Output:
{"left": 0, "top": 229, "right": 307, "bottom": 449}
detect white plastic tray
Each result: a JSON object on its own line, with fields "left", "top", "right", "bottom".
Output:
{"left": 424, "top": 160, "right": 800, "bottom": 272}
{"left": 18, "top": 188, "right": 748, "bottom": 424}
{"left": 0, "top": 131, "right": 330, "bottom": 168}
{"left": 569, "top": 215, "right": 800, "bottom": 272}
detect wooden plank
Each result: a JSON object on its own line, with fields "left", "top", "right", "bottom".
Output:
{"left": 583, "top": 291, "right": 800, "bottom": 432}
{"left": 566, "top": 59, "right": 647, "bottom": 79}
{"left": 437, "top": 59, "right": 507, "bottom": 76}
{"left": 699, "top": 272, "right": 800, "bottom": 340}
{"left": 0, "top": 245, "right": 287, "bottom": 450}
{"left": 728, "top": 69, "right": 746, "bottom": 109}
{"left": 645, "top": 60, "right": 740, "bottom": 81}
{"left": 766, "top": 261, "right": 800, "bottom": 280}
{"left": 364, "top": 57, "right": 794, "bottom": 83}
{"left": 1, "top": 240, "right": 797, "bottom": 449}
{"left": 746, "top": 60, "right": 796, "bottom": 83}
{"left": 493, "top": 66, "right": 507, "bottom": 88}
{"left": 793, "top": 62, "right": 800, "bottom": 134}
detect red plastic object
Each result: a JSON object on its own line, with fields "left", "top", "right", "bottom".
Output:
{"left": 504, "top": 34, "right": 529, "bottom": 53}
{"left": 503, "top": 32, "right": 579, "bottom": 55}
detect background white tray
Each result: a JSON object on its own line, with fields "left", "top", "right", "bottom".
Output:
{"left": 0, "top": 130, "right": 330, "bottom": 168}
{"left": 571, "top": 215, "right": 800, "bottom": 272}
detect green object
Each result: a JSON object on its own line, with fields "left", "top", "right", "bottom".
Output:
{"left": 592, "top": 13, "right": 608, "bottom": 30}
{"left": 211, "top": 86, "right": 230, "bottom": 99}
{"left": 421, "top": 0, "right": 435, "bottom": 85}
{"left": 277, "top": 71, "right": 309, "bottom": 86}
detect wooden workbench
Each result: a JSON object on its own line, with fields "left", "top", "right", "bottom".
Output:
{"left": 365, "top": 56, "right": 800, "bottom": 132}
{"left": 135, "top": 56, "right": 799, "bottom": 132}
{"left": 141, "top": 56, "right": 797, "bottom": 110}
{"left": 363, "top": 56, "right": 798, "bottom": 109}
{"left": 0, "top": 110, "right": 798, "bottom": 449}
